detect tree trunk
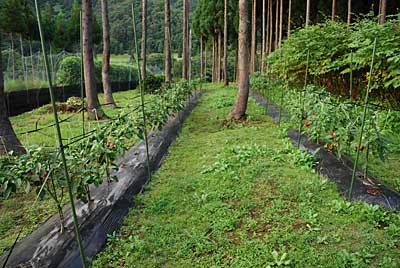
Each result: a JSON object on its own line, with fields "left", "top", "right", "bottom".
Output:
{"left": 288, "top": 0, "right": 292, "bottom": 38}
{"left": 49, "top": 45, "right": 55, "bottom": 83}
{"left": 275, "top": 0, "right": 279, "bottom": 49}
{"left": 101, "top": 0, "right": 116, "bottom": 108}
{"left": 19, "top": 34, "right": 26, "bottom": 81}
{"left": 234, "top": 45, "right": 238, "bottom": 82}
{"left": 164, "top": 0, "right": 172, "bottom": 83}
{"left": 261, "top": 0, "right": 266, "bottom": 73}
{"left": 223, "top": 0, "right": 228, "bottom": 86}
{"left": 229, "top": 0, "right": 249, "bottom": 121}
{"left": 268, "top": 0, "right": 273, "bottom": 54}
{"left": 200, "top": 36, "right": 204, "bottom": 80}
{"left": 182, "top": 0, "right": 189, "bottom": 80}
{"left": 306, "top": 0, "right": 311, "bottom": 28}
{"left": 212, "top": 34, "right": 215, "bottom": 82}
{"left": 10, "top": 33, "right": 16, "bottom": 80}
{"left": 0, "top": 34, "right": 25, "bottom": 155}
{"left": 204, "top": 44, "right": 207, "bottom": 78}
{"left": 82, "top": 0, "right": 105, "bottom": 120}
{"left": 250, "top": 0, "right": 257, "bottom": 74}
{"left": 29, "top": 39, "right": 36, "bottom": 80}
{"left": 379, "top": 0, "right": 387, "bottom": 24}
{"left": 217, "top": 31, "right": 222, "bottom": 82}
{"left": 189, "top": 29, "right": 192, "bottom": 80}
{"left": 347, "top": 0, "right": 351, "bottom": 27}
{"left": 332, "top": 0, "right": 336, "bottom": 21}
{"left": 279, "top": 0, "right": 283, "bottom": 48}
{"left": 141, "top": 0, "right": 147, "bottom": 80}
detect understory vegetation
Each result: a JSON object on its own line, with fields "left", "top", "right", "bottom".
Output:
{"left": 251, "top": 74, "right": 400, "bottom": 193}
{"left": 0, "top": 81, "right": 198, "bottom": 255}
{"left": 93, "top": 87, "right": 400, "bottom": 268}
{"left": 267, "top": 16, "right": 400, "bottom": 107}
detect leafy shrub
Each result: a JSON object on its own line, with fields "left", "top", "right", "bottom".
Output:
{"left": 56, "top": 56, "right": 138, "bottom": 86}
{"left": 143, "top": 74, "right": 165, "bottom": 93}
{"left": 268, "top": 16, "right": 400, "bottom": 104}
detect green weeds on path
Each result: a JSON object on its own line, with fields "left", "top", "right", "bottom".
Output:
{"left": 93, "top": 87, "right": 400, "bottom": 268}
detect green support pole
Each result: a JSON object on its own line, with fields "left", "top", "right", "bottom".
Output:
{"left": 132, "top": 3, "right": 152, "bottom": 181}
{"left": 348, "top": 38, "right": 377, "bottom": 200}
{"left": 350, "top": 50, "right": 353, "bottom": 100}
{"left": 297, "top": 50, "right": 310, "bottom": 148}
{"left": 279, "top": 61, "right": 287, "bottom": 126}
{"left": 34, "top": 1, "right": 87, "bottom": 267}
{"left": 80, "top": 10, "right": 85, "bottom": 135}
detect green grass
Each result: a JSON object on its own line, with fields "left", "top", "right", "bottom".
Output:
{"left": 95, "top": 54, "right": 131, "bottom": 66}
{"left": 93, "top": 87, "right": 400, "bottom": 268}
{"left": 11, "top": 89, "right": 146, "bottom": 147}
{"left": 5, "top": 79, "right": 49, "bottom": 92}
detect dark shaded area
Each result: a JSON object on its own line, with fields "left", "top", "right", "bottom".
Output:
{"left": 0, "top": 90, "right": 204, "bottom": 268}
{"left": 251, "top": 90, "right": 400, "bottom": 211}
{"left": 5, "top": 80, "right": 137, "bottom": 116}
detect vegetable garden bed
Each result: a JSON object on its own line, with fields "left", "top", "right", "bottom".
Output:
{"left": 0, "top": 90, "right": 203, "bottom": 268}
{"left": 251, "top": 90, "right": 400, "bottom": 210}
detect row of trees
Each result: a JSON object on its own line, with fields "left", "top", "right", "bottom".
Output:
{"left": 0, "top": 0, "right": 398, "bottom": 154}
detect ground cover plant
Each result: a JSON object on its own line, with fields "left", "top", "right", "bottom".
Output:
{"left": 93, "top": 87, "right": 400, "bottom": 268}
{"left": 251, "top": 74, "right": 400, "bottom": 193}
{"left": 0, "top": 80, "right": 198, "bottom": 255}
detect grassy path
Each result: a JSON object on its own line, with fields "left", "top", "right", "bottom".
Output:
{"left": 93, "top": 87, "right": 400, "bottom": 267}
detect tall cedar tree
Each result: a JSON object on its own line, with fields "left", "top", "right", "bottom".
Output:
{"left": 101, "top": 0, "right": 116, "bottom": 108}
{"left": 306, "top": 0, "right": 311, "bottom": 27}
{"left": 164, "top": 0, "right": 172, "bottom": 83}
{"left": 379, "top": 0, "right": 387, "bottom": 24}
{"left": 0, "top": 33, "right": 25, "bottom": 155}
{"left": 250, "top": 0, "right": 256, "bottom": 74}
{"left": 141, "top": 0, "right": 147, "bottom": 80}
{"left": 82, "top": 0, "right": 105, "bottom": 120}
{"left": 261, "top": 0, "right": 266, "bottom": 73}
{"left": 288, "top": 0, "right": 292, "bottom": 38}
{"left": 347, "top": 0, "right": 352, "bottom": 26}
{"left": 279, "top": 0, "right": 283, "bottom": 48}
{"left": 182, "top": 0, "right": 189, "bottom": 80}
{"left": 223, "top": 0, "right": 228, "bottom": 86}
{"left": 229, "top": 0, "right": 249, "bottom": 121}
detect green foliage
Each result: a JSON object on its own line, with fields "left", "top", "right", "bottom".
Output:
{"left": 93, "top": 87, "right": 400, "bottom": 268}
{"left": 56, "top": 56, "right": 137, "bottom": 86}
{"left": 0, "top": 80, "right": 197, "bottom": 212}
{"left": 142, "top": 74, "right": 164, "bottom": 94}
{"left": 268, "top": 16, "right": 400, "bottom": 103}
{"left": 251, "top": 74, "right": 400, "bottom": 192}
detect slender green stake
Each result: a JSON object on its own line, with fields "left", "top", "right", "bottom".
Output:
{"left": 279, "top": 61, "right": 287, "bottom": 126}
{"left": 349, "top": 50, "right": 353, "bottom": 99}
{"left": 132, "top": 3, "right": 152, "bottom": 180}
{"left": 348, "top": 38, "right": 377, "bottom": 200}
{"left": 80, "top": 10, "right": 85, "bottom": 135}
{"left": 297, "top": 50, "right": 310, "bottom": 147}
{"left": 34, "top": 1, "right": 87, "bottom": 267}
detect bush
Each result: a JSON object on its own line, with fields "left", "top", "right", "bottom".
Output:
{"left": 56, "top": 56, "right": 138, "bottom": 86}
{"left": 268, "top": 16, "right": 400, "bottom": 103}
{"left": 143, "top": 74, "right": 165, "bottom": 93}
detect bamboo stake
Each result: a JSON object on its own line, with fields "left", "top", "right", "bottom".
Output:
{"left": 297, "top": 50, "right": 310, "bottom": 148}
{"left": 34, "top": 1, "right": 87, "bottom": 267}
{"left": 132, "top": 3, "right": 152, "bottom": 181}
{"left": 279, "top": 55, "right": 286, "bottom": 126}
{"left": 349, "top": 38, "right": 377, "bottom": 200}
{"left": 350, "top": 50, "right": 353, "bottom": 99}
{"left": 80, "top": 10, "right": 86, "bottom": 135}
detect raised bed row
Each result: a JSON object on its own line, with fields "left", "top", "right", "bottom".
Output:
{"left": 0, "top": 90, "right": 203, "bottom": 268}
{"left": 251, "top": 91, "right": 400, "bottom": 211}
